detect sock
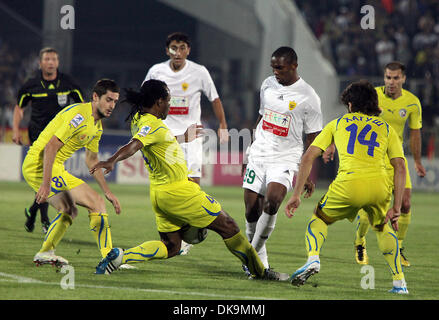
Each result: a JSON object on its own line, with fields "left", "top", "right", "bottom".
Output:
{"left": 122, "top": 240, "right": 168, "bottom": 264}
{"left": 224, "top": 231, "right": 265, "bottom": 277}
{"left": 397, "top": 211, "right": 411, "bottom": 248}
{"left": 374, "top": 223, "right": 404, "bottom": 281}
{"left": 251, "top": 212, "right": 277, "bottom": 252}
{"left": 40, "top": 212, "right": 72, "bottom": 253}
{"left": 246, "top": 220, "right": 269, "bottom": 268}
{"left": 305, "top": 214, "right": 328, "bottom": 257}
{"left": 354, "top": 210, "right": 370, "bottom": 246}
{"left": 28, "top": 199, "right": 39, "bottom": 216}
{"left": 39, "top": 202, "right": 50, "bottom": 223}
{"left": 89, "top": 213, "right": 113, "bottom": 258}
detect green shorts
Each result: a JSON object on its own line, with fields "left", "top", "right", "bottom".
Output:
{"left": 150, "top": 180, "right": 222, "bottom": 233}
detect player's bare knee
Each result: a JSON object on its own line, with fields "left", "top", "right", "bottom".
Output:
{"left": 401, "top": 200, "right": 411, "bottom": 214}
{"left": 263, "top": 198, "right": 281, "bottom": 215}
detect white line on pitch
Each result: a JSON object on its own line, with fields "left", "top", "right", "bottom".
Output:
{"left": 0, "top": 272, "right": 283, "bottom": 300}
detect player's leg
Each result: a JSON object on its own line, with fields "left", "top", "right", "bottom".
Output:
{"left": 34, "top": 190, "right": 76, "bottom": 266}
{"left": 398, "top": 187, "right": 412, "bottom": 266}
{"left": 69, "top": 182, "right": 113, "bottom": 258}
{"left": 207, "top": 210, "right": 288, "bottom": 280}
{"left": 39, "top": 201, "right": 51, "bottom": 234}
{"left": 180, "top": 139, "right": 203, "bottom": 254}
{"left": 372, "top": 223, "right": 407, "bottom": 293}
{"left": 24, "top": 198, "right": 39, "bottom": 232}
{"left": 354, "top": 210, "right": 370, "bottom": 264}
{"left": 243, "top": 188, "right": 268, "bottom": 268}
{"left": 251, "top": 182, "right": 287, "bottom": 268}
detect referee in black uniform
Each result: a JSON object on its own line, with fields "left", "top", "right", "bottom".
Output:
{"left": 12, "top": 47, "right": 84, "bottom": 234}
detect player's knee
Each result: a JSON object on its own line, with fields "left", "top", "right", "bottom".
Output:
{"left": 401, "top": 199, "right": 411, "bottom": 213}
{"left": 164, "top": 240, "right": 180, "bottom": 258}
{"left": 245, "top": 206, "right": 260, "bottom": 223}
{"left": 263, "top": 197, "right": 282, "bottom": 215}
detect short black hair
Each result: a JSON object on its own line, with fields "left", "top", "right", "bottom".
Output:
{"left": 384, "top": 61, "right": 406, "bottom": 75}
{"left": 166, "top": 32, "right": 191, "bottom": 48}
{"left": 340, "top": 80, "right": 381, "bottom": 116}
{"left": 92, "top": 79, "right": 119, "bottom": 98}
{"left": 39, "top": 47, "right": 58, "bottom": 60}
{"left": 271, "top": 46, "right": 298, "bottom": 64}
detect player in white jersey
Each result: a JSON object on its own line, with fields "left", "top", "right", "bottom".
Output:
{"left": 143, "top": 32, "right": 229, "bottom": 184}
{"left": 143, "top": 32, "right": 229, "bottom": 255}
{"left": 242, "top": 47, "right": 322, "bottom": 270}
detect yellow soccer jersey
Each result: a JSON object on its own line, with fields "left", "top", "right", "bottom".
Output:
{"left": 376, "top": 86, "right": 422, "bottom": 143}
{"left": 312, "top": 112, "right": 404, "bottom": 180}
{"left": 27, "top": 102, "right": 103, "bottom": 165}
{"left": 131, "top": 112, "right": 188, "bottom": 186}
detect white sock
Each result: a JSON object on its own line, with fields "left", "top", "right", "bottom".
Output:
{"left": 245, "top": 221, "right": 257, "bottom": 242}
{"left": 251, "top": 212, "right": 277, "bottom": 253}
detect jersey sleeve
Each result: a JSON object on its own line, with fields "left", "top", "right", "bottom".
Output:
{"left": 16, "top": 81, "right": 32, "bottom": 108}
{"left": 200, "top": 66, "right": 219, "bottom": 102}
{"left": 258, "top": 79, "right": 269, "bottom": 116}
{"left": 310, "top": 119, "right": 335, "bottom": 151}
{"left": 303, "top": 93, "right": 323, "bottom": 134}
{"left": 132, "top": 119, "right": 168, "bottom": 147}
{"left": 66, "top": 75, "right": 84, "bottom": 103}
{"left": 408, "top": 97, "right": 422, "bottom": 130}
{"left": 54, "top": 111, "right": 86, "bottom": 144}
{"left": 387, "top": 126, "right": 405, "bottom": 160}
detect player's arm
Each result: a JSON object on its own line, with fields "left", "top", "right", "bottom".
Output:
{"left": 36, "top": 136, "right": 64, "bottom": 204}
{"left": 89, "top": 138, "right": 143, "bottom": 175}
{"left": 285, "top": 145, "right": 323, "bottom": 218}
{"left": 302, "top": 131, "right": 321, "bottom": 197}
{"left": 12, "top": 104, "right": 24, "bottom": 145}
{"left": 85, "top": 149, "right": 121, "bottom": 214}
{"left": 211, "top": 98, "right": 229, "bottom": 144}
{"left": 409, "top": 128, "right": 426, "bottom": 177}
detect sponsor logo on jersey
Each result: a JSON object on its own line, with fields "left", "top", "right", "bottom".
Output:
{"left": 70, "top": 113, "right": 85, "bottom": 128}
{"left": 138, "top": 125, "right": 151, "bottom": 137}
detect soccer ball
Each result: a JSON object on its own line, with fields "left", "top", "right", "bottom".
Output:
{"left": 181, "top": 225, "right": 208, "bottom": 244}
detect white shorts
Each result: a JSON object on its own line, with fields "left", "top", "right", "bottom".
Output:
{"left": 180, "top": 137, "right": 203, "bottom": 178}
{"left": 242, "top": 159, "right": 297, "bottom": 196}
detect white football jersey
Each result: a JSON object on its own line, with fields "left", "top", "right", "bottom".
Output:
{"left": 249, "top": 76, "right": 322, "bottom": 165}
{"left": 143, "top": 59, "right": 219, "bottom": 135}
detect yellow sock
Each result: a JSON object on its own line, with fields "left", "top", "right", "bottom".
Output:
{"left": 354, "top": 210, "right": 370, "bottom": 246}
{"left": 40, "top": 212, "right": 72, "bottom": 253}
{"left": 397, "top": 211, "right": 411, "bottom": 247}
{"left": 224, "top": 231, "right": 265, "bottom": 277}
{"left": 305, "top": 214, "right": 328, "bottom": 257}
{"left": 122, "top": 240, "right": 168, "bottom": 264}
{"left": 89, "top": 213, "right": 112, "bottom": 258}
{"left": 375, "top": 224, "right": 404, "bottom": 281}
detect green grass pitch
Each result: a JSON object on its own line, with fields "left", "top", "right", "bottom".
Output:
{"left": 0, "top": 181, "right": 438, "bottom": 301}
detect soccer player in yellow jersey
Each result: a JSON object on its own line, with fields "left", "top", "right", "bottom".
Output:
{"left": 353, "top": 62, "right": 426, "bottom": 267}
{"left": 285, "top": 80, "right": 408, "bottom": 293}
{"left": 22, "top": 79, "right": 122, "bottom": 266}
{"left": 91, "top": 79, "right": 288, "bottom": 281}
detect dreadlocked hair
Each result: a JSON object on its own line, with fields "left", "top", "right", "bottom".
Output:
{"left": 124, "top": 79, "right": 169, "bottom": 122}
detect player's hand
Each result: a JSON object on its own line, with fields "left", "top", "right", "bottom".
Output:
{"left": 384, "top": 206, "right": 400, "bottom": 231}
{"left": 322, "top": 143, "right": 335, "bottom": 164}
{"left": 184, "top": 123, "right": 204, "bottom": 143}
{"left": 414, "top": 161, "right": 426, "bottom": 178}
{"left": 303, "top": 179, "right": 315, "bottom": 198}
{"left": 89, "top": 160, "right": 114, "bottom": 175}
{"left": 35, "top": 183, "right": 50, "bottom": 204}
{"left": 285, "top": 195, "right": 301, "bottom": 218}
{"left": 218, "top": 128, "right": 229, "bottom": 144}
{"left": 105, "top": 192, "right": 121, "bottom": 215}
{"left": 12, "top": 131, "right": 22, "bottom": 145}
